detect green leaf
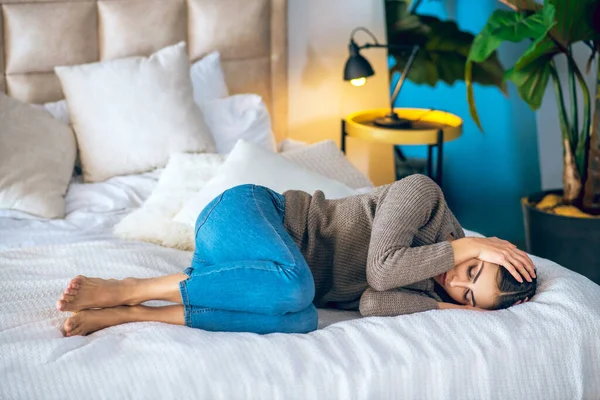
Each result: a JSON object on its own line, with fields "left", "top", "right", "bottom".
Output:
{"left": 548, "top": 0, "right": 600, "bottom": 46}
{"left": 385, "top": 1, "right": 429, "bottom": 38}
{"left": 505, "top": 58, "right": 552, "bottom": 110}
{"left": 501, "top": 0, "right": 542, "bottom": 12}
{"left": 513, "top": 36, "right": 560, "bottom": 71}
{"left": 466, "top": 61, "right": 484, "bottom": 132}
{"left": 468, "top": 6, "right": 556, "bottom": 63}
{"left": 388, "top": 15, "right": 506, "bottom": 90}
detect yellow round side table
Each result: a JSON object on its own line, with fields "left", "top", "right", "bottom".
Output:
{"left": 341, "top": 108, "right": 463, "bottom": 185}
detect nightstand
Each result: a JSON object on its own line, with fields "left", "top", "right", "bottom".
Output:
{"left": 341, "top": 108, "right": 463, "bottom": 186}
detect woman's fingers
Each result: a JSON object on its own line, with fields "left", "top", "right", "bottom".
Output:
{"left": 513, "top": 250, "right": 536, "bottom": 279}
{"left": 499, "top": 258, "right": 524, "bottom": 283}
{"left": 505, "top": 253, "right": 532, "bottom": 282}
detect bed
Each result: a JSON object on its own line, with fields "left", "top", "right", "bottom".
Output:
{"left": 1, "top": 1, "right": 599, "bottom": 399}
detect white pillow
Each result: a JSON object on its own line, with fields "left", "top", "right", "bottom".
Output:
{"left": 278, "top": 138, "right": 309, "bottom": 152}
{"left": 201, "top": 94, "right": 276, "bottom": 154}
{"left": 0, "top": 93, "right": 76, "bottom": 218}
{"left": 55, "top": 42, "right": 215, "bottom": 183}
{"left": 282, "top": 140, "right": 373, "bottom": 190}
{"left": 38, "top": 51, "right": 228, "bottom": 127}
{"left": 190, "top": 51, "right": 229, "bottom": 105}
{"left": 173, "top": 140, "right": 358, "bottom": 227}
{"left": 114, "top": 153, "right": 226, "bottom": 250}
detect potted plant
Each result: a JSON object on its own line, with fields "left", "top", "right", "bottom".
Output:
{"left": 466, "top": 0, "right": 600, "bottom": 283}
{"left": 385, "top": 0, "right": 600, "bottom": 283}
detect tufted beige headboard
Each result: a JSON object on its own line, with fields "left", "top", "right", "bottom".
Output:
{"left": 0, "top": 0, "right": 288, "bottom": 141}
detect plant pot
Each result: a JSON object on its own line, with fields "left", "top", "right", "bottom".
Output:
{"left": 522, "top": 190, "right": 600, "bottom": 285}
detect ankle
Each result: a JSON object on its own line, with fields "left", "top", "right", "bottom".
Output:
{"left": 121, "top": 278, "right": 141, "bottom": 305}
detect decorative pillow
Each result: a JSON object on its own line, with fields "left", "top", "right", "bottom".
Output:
{"left": 278, "top": 138, "right": 309, "bottom": 153}
{"left": 283, "top": 140, "right": 373, "bottom": 189}
{"left": 201, "top": 94, "right": 276, "bottom": 154}
{"left": 114, "top": 153, "right": 226, "bottom": 250}
{"left": 190, "top": 51, "right": 229, "bottom": 105}
{"left": 173, "top": 140, "right": 358, "bottom": 227}
{"left": 55, "top": 42, "right": 214, "bottom": 183}
{"left": 0, "top": 93, "right": 76, "bottom": 218}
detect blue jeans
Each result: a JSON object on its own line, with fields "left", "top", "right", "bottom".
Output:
{"left": 179, "top": 184, "right": 318, "bottom": 334}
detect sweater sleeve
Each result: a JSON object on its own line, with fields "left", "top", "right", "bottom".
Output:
{"left": 359, "top": 287, "right": 439, "bottom": 317}
{"left": 366, "top": 175, "right": 457, "bottom": 291}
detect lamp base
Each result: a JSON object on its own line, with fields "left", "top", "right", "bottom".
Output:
{"left": 373, "top": 113, "right": 412, "bottom": 129}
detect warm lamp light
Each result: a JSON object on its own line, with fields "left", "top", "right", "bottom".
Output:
{"left": 343, "top": 27, "right": 419, "bottom": 128}
{"left": 350, "top": 77, "right": 367, "bottom": 87}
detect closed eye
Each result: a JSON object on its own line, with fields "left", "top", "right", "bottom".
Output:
{"left": 463, "top": 289, "right": 471, "bottom": 304}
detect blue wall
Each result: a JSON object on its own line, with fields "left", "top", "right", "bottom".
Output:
{"left": 391, "top": 0, "right": 541, "bottom": 243}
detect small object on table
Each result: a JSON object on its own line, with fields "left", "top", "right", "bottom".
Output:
{"left": 341, "top": 108, "right": 463, "bottom": 186}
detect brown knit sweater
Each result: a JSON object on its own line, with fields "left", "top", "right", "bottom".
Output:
{"left": 282, "top": 174, "right": 465, "bottom": 317}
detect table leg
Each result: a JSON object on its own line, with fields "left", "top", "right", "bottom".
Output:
{"left": 436, "top": 129, "right": 444, "bottom": 186}
{"left": 427, "top": 145, "right": 433, "bottom": 179}
{"left": 341, "top": 119, "right": 347, "bottom": 154}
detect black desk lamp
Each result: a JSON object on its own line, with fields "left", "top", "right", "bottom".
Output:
{"left": 343, "top": 27, "right": 419, "bottom": 128}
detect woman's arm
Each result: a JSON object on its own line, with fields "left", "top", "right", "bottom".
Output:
{"left": 360, "top": 288, "right": 487, "bottom": 317}
{"left": 359, "top": 287, "right": 440, "bottom": 317}
{"left": 365, "top": 176, "right": 535, "bottom": 291}
{"left": 366, "top": 176, "right": 459, "bottom": 291}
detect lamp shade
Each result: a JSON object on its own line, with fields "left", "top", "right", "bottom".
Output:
{"left": 343, "top": 53, "right": 375, "bottom": 81}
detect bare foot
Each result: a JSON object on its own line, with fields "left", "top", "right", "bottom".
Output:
{"left": 56, "top": 275, "right": 138, "bottom": 312}
{"left": 63, "top": 307, "right": 131, "bottom": 336}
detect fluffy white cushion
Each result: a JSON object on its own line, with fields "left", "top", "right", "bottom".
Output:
{"left": 283, "top": 140, "right": 373, "bottom": 190}
{"left": 173, "top": 140, "right": 357, "bottom": 227}
{"left": 55, "top": 42, "right": 214, "bottom": 183}
{"left": 115, "top": 140, "right": 365, "bottom": 250}
{"left": 201, "top": 94, "right": 276, "bottom": 154}
{"left": 0, "top": 93, "right": 76, "bottom": 218}
{"left": 190, "top": 51, "right": 229, "bottom": 105}
{"left": 114, "top": 153, "right": 226, "bottom": 250}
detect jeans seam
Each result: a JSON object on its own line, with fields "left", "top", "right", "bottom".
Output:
{"left": 194, "top": 193, "right": 224, "bottom": 238}
{"left": 189, "top": 308, "right": 220, "bottom": 315}
{"left": 190, "top": 263, "right": 283, "bottom": 278}
{"left": 252, "top": 185, "right": 296, "bottom": 270}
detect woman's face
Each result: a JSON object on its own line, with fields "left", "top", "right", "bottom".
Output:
{"left": 434, "top": 259, "right": 501, "bottom": 309}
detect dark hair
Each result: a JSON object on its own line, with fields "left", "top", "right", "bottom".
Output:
{"left": 491, "top": 267, "right": 537, "bottom": 310}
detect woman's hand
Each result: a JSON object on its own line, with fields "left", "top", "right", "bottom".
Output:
{"left": 450, "top": 237, "right": 536, "bottom": 283}
{"left": 473, "top": 237, "right": 536, "bottom": 283}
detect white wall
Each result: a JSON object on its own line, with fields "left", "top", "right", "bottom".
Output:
{"left": 287, "top": 0, "right": 395, "bottom": 185}
{"left": 536, "top": 44, "right": 598, "bottom": 190}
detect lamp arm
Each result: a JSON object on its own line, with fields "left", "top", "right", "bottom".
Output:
{"left": 348, "top": 28, "right": 420, "bottom": 115}
{"left": 389, "top": 45, "right": 419, "bottom": 111}
{"left": 356, "top": 43, "right": 420, "bottom": 114}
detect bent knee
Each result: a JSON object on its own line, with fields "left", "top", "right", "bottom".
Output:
{"left": 268, "top": 271, "right": 315, "bottom": 315}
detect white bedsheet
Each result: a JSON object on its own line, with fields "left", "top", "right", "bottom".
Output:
{"left": 0, "top": 171, "right": 160, "bottom": 249}
{"left": 1, "top": 172, "right": 600, "bottom": 399}
{"left": 0, "top": 240, "right": 599, "bottom": 400}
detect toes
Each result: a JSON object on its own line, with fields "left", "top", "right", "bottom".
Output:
{"left": 68, "top": 327, "right": 83, "bottom": 337}
{"left": 56, "top": 300, "right": 66, "bottom": 311}
{"left": 64, "top": 316, "right": 78, "bottom": 333}
{"left": 72, "top": 275, "right": 86, "bottom": 286}
{"left": 64, "top": 287, "right": 77, "bottom": 295}
{"left": 57, "top": 299, "right": 77, "bottom": 312}
{"left": 60, "top": 294, "right": 76, "bottom": 303}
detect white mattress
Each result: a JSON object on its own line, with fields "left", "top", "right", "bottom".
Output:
{"left": 1, "top": 171, "right": 599, "bottom": 400}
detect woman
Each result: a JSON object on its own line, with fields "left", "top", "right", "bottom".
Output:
{"left": 57, "top": 174, "right": 537, "bottom": 336}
